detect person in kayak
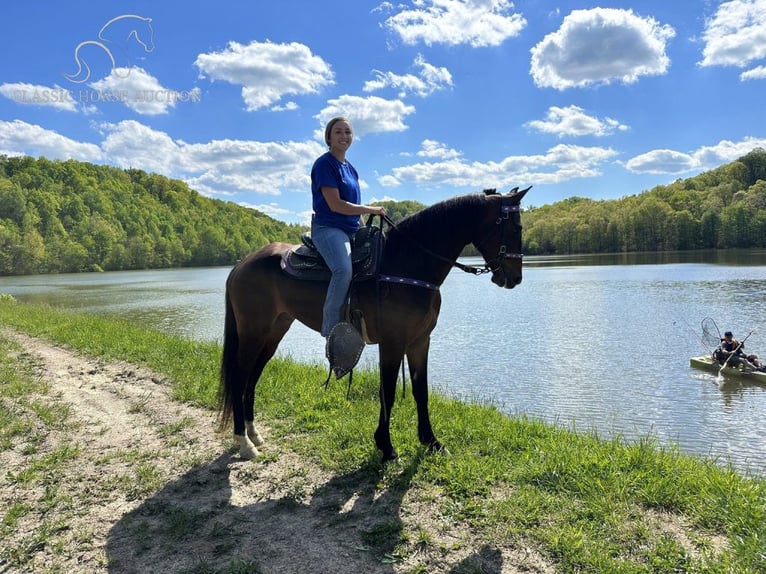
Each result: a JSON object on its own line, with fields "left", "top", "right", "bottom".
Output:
{"left": 715, "top": 331, "right": 764, "bottom": 371}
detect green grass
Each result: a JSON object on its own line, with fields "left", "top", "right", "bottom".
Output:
{"left": 2, "top": 297, "right": 766, "bottom": 573}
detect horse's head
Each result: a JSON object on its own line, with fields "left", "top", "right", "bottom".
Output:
{"left": 99, "top": 15, "right": 155, "bottom": 53}
{"left": 474, "top": 186, "right": 530, "bottom": 289}
{"left": 126, "top": 16, "right": 155, "bottom": 53}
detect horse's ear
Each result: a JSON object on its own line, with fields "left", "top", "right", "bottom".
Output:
{"left": 483, "top": 188, "right": 498, "bottom": 195}
{"left": 510, "top": 185, "right": 532, "bottom": 200}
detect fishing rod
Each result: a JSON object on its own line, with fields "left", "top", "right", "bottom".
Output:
{"left": 673, "top": 317, "right": 713, "bottom": 355}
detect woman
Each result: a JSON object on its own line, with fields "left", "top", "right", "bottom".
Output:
{"left": 311, "top": 117, "right": 386, "bottom": 337}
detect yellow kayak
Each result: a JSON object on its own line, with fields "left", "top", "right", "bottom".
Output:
{"left": 690, "top": 355, "right": 766, "bottom": 383}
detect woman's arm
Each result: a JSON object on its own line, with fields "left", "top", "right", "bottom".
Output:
{"left": 321, "top": 186, "right": 386, "bottom": 216}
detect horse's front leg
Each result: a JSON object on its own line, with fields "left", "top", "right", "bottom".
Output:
{"left": 407, "top": 334, "right": 445, "bottom": 454}
{"left": 374, "top": 343, "right": 405, "bottom": 461}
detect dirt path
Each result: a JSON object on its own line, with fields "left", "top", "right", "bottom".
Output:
{"left": 0, "top": 331, "right": 552, "bottom": 574}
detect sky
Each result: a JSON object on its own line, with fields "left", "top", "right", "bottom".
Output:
{"left": 1, "top": 0, "right": 766, "bottom": 224}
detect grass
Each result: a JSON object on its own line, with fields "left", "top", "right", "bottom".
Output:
{"left": 1, "top": 296, "right": 766, "bottom": 572}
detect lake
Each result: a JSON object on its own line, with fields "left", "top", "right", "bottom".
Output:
{"left": 2, "top": 250, "right": 766, "bottom": 475}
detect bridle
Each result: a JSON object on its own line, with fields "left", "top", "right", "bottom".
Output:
{"left": 472, "top": 201, "right": 523, "bottom": 276}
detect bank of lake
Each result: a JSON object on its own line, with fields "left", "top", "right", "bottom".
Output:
{"left": 1, "top": 296, "right": 765, "bottom": 573}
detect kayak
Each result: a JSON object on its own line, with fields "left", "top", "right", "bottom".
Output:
{"left": 690, "top": 355, "right": 766, "bottom": 383}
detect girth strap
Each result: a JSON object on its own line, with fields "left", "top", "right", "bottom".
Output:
{"left": 378, "top": 274, "right": 439, "bottom": 291}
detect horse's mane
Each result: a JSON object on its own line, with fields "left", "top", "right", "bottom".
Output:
{"left": 393, "top": 193, "right": 487, "bottom": 238}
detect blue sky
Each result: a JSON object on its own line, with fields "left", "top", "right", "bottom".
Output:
{"left": 1, "top": 0, "right": 765, "bottom": 224}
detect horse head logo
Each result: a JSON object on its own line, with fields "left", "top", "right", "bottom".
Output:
{"left": 65, "top": 14, "right": 155, "bottom": 84}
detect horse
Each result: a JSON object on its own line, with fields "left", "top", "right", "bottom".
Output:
{"left": 219, "top": 186, "right": 529, "bottom": 462}
{"left": 65, "top": 14, "right": 155, "bottom": 84}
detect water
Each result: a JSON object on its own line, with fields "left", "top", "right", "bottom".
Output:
{"left": 2, "top": 251, "right": 766, "bottom": 475}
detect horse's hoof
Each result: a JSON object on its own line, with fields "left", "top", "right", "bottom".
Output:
{"left": 381, "top": 449, "right": 399, "bottom": 463}
{"left": 428, "top": 440, "right": 450, "bottom": 455}
{"left": 241, "top": 447, "right": 259, "bottom": 460}
{"left": 236, "top": 435, "right": 259, "bottom": 460}
{"left": 246, "top": 422, "right": 265, "bottom": 447}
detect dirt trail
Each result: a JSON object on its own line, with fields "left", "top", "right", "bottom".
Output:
{"left": 0, "top": 330, "right": 551, "bottom": 573}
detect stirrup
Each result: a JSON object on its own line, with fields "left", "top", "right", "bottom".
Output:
{"left": 323, "top": 321, "right": 365, "bottom": 387}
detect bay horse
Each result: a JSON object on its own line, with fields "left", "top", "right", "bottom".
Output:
{"left": 219, "top": 186, "right": 529, "bottom": 461}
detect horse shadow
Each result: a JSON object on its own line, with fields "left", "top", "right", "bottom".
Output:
{"left": 105, "top": 451, "right": 505, "bottom": 573}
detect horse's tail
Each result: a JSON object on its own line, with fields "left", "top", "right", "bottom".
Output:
{"left": 64, "top": 40, "right": 114, "bottom": 84}
{"left": 218, "top": 285, "right": 239, "bottom": 432}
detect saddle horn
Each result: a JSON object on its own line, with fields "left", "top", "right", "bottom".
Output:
{"left": 483, "top": 188, "right": 498, "bottom": 195}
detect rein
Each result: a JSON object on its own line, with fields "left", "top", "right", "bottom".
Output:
{"left": 379, "top": 202, "right": 522, "bottom": 277}
{"left": 380, "top": 213, "right": 487, "bottom": 275}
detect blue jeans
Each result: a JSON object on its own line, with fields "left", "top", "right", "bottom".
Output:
{"left": 311, "top": 223, "right": 353, "bottom": 336}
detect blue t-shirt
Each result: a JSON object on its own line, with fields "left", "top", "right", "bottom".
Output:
{"left": 311, "top": 152, "right": 361, "bottom": 233}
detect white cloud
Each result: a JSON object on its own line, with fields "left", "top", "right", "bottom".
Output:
{"left": 181, "top": 138, "right": 324, "bottom": 196}
{"left": 315, "top": 95, "right": 416, "bottom": 139}
{"left": 96, "top": 120, "right": 326, "bottom": 196}
{"left": 98, "top": 120, "right": 182, "bottom": 174}
{"left": 624, "top": 149, "right": 697, "bottom": 174}
{"left": 0, "top": 118, "right": 326, "bottom": 200}
{"left": 0, "top": 114, "right": 378, "bottom": 209}
{"left": 380, "top": 143, "right": 618, "bottom": 188}
{"left": 530, "top": 8, "right": 675, "bottom": 90}
{"left": 0, "top": 119, "right": 104, "bottom": 162}
{"left": 377, "top": 174, "right": 400, "bottom": 187}
{"left": 381, "top": 0, "right": 526, "bottom": 47}
{"left": 741, "top": 65, "right": 766, "bottom": 80}
{"left": 89, "top": 67, "right": 199, "bottom": 115}
{"left": 240, "top": 202, "right": 292, "bottom": 217}
{"left": 0, "top": 82, "right": 79, "bottom": 112}
{"left": 417, "top": 139, "right": 462, "bottom": 159}
{"left": 699, "top": 0, "right": 766, "bottom": 69}
{"left": 525, "top": 105, "right": 629, "bottom": 137}
{"left": 195, "top": 40, "right": 334, "bottom": 111}
{"left": 625, "top": 137, "right": 766, "bottom": 174}
{"left": 364, "top": 54, "right": 453, "bottom": 97}
{"left": 271, "top": 101, "right": 299, "bottom": 112}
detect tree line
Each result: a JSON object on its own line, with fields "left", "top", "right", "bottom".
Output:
{"left": 521, "top": 148, "right": 766, "bottom": 255}
{"left": 1, "top": 149, "right": 765, "bottom": 276}
{"left": 0, "top": 155, "right": 304, "bottom": 275}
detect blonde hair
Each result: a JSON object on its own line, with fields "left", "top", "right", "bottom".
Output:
{"left": 324, "top": 116, "right": 351, "bottom": 147}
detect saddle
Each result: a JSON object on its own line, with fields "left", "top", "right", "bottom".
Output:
{"left": 280, "top": 223, "right": 383, "bottom": 283}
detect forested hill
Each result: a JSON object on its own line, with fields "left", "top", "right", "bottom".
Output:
{"left": 0, "top": 155, "right": 305, "bottom": 275}
{"left": 522, "top": 148, "right": 766, "bottom": 255}
{"left": 2, "top": 150, "right": 765, "bottom": 275}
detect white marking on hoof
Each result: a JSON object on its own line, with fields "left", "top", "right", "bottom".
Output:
{"left": 236, "top": 434, "right": 259, "bottom": 460}
{"left": 245, "top": 421, "right": 264, "bottom": 446}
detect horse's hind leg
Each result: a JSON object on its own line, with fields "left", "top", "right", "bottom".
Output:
{"left": 239, "top": 315, "right": 293, "bottom": 459}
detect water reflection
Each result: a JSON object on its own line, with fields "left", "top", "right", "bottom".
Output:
{"left": 2, "top": 250, "right": 766, "bottom": 474}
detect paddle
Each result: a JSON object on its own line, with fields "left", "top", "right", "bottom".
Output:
{"left": 718, "top": 329, "right": 755, "bottom": 377}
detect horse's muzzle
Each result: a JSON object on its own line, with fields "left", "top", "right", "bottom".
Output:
{"left": 492, "top": 271, "right": 522, "bottom": 289}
